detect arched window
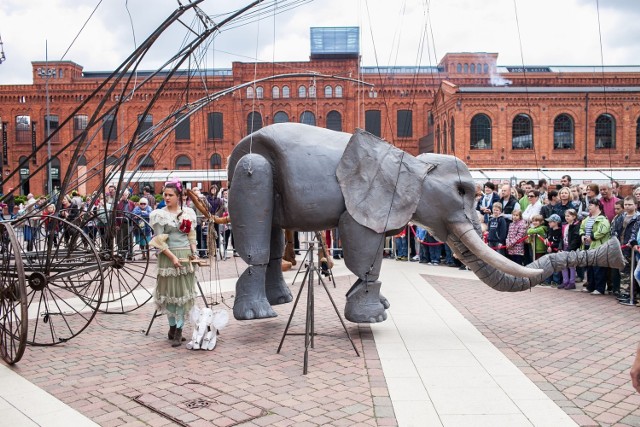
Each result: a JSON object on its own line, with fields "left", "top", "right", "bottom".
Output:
{"left": 256, "top": 86, "right": 264, "bottom": 99}
{"left": 246, "top": 86, "right": 254, "bottom": 99}
{"left": 298, "top": 85, "right": 306, "bottom": 98}
{"left": 45, "top": 114, "right": 60, "bottom": 142}
{"left": 138, "top": 155, "right": 154, "bottom": 169}
{"left": 272, "top": 86, "right": 280, "bottom": 99}
{"left": 484, "top": 64, "right": 489, "bottom": 73}
{"left": 595, "top": 114, "right": 616, "bottom": 148}
{"left": 436, "top": 125, "right": 441, "bottom": 153}
{"left": 210, "top": 153, "right": 222, "bottom": 169}
{"left": 282, "top": 85, "right": 290, "bottom": 98}
{"left": 512, "top": 114, "right": 533, "bottom": 149}
{"left": 326, "top": 111, "right": 342, "bottom": 131}
{"left": 442, "top": 120, "right": 448, "bottom": 153}
{"left": 175, "top": 155, "right": 191, "bottom": 170}
{"left": 19, "top": 155, "right": 30, "bottom": 195}
{"left": 300, "top": 111, "right": 316, "bottom": 126}
{"left": 477, "top": 63, "right": 482, "bottom": 74}
{"left": 464, "top": 63, "right": 469, "bottom": 73}
{"left": 106, "top": 155, "right": 119, "bottom": 166}
{"left": 553, "top": 114, "right": 574, "bottom": 149}
{"left": 247, "top": 111, "right": 262, "bottom": 134}
{"left": 450, "top": 117, "right": 455, "bottom": 152}
{"left": 324, "top": 85, "right": 333, "bottom": 98}
{"left": 335, "top": 85, "right": 343, "bottom": 98}
{"left": 470, "top": 114, "right": 492, "bottom": 149}
{"left": 457, "top": 63, "right": 462, "bottom": 73}
{"left": 470, "top": 64, "right": 475, "bottom": 73}
{"left": 273, "top": 111, "right": 289, "bottom": 123}
{"left": 77, "top": 155, "right": 87, "bottom": 166}
{"left": 636, "top": 117, "right": 640, "bottom": 149}
{"left": 309, "top": 85, "right": 316, "bottom": 98}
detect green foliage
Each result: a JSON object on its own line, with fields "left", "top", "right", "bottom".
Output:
{"left": 14, "top": 195, "right": 27, "bottom": 205}
{"left": 130, "top": 195, "right": 140, "bottom": 202}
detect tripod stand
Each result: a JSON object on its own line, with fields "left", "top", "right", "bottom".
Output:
{"left": 277, "top": 232, "right": 359, "bottom": 374}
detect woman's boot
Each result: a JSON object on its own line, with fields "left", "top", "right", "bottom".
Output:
{"left": 172, "top": 328, "right": 183, "bottom": 347}
{"left": 168, "top": 325, "right": 176, "bottom": 340}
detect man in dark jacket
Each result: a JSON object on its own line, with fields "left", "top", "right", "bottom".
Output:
{"left": 499, "top": 184, "right": 520, "bottom": 225}
{"left": 612, "top": 196, "right": 640, "bottom": 300}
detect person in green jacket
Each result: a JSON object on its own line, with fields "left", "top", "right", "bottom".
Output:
{"left": 579, "top": 199, "right": 611, "bottom": 295}
{"left": 527, "top": 214, "right": 548, "bottom": 260}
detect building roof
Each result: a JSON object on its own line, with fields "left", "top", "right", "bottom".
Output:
{"left": 458, "top": 86, "right": 640, "bottom": 93}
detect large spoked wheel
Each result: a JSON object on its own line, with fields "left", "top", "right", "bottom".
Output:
{"left": 15, "top": 215, "right": 104, "bottom": 346}
{"left": 86, "top": 210, "right": 155, "bottom": 314}
{"left": 0, "top": 222, "right": 28, "bottom": 364}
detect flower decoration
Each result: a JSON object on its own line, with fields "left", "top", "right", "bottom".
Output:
{"left": 179, "top": 218, "right": 192, "bottom": 234}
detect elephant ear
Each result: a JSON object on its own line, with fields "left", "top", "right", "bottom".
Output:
{"left": 336, "top": 129, "right": 435, "bottom": 234}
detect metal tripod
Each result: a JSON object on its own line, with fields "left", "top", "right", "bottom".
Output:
{"left": 277, "top": 232, "right": 359, "bottom": 375}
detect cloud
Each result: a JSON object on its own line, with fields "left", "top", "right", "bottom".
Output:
{"left": 0, "top": 0, "right": 638, "bottom": 85}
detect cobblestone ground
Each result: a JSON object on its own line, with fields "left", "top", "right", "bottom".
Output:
{"left": 426, "top": 273, "right": 640, "bottom": 427}
{"left": 14, "top": 256, "right": 396, "bottom": 427}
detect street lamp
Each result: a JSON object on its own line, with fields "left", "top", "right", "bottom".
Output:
{"left": 37, "top": 41, "right": 55, "bottom": 194}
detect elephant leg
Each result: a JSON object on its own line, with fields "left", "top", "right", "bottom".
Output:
{"left": 265, "top": 227, "right": 293, "bottom": 305}
{"left": 229, "top": 153, "right": 277, "bottom": 320}
{"left": 339, "top": 211, "right": 388, "bottom": 323}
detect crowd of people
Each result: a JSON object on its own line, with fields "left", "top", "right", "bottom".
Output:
{"left": 472, "top": 176, "right": 640, "bottom": 305}
{"left": 387, "top": 175, "right": 640, "bottom": 305}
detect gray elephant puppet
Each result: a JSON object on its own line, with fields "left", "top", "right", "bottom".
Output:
{"left": 227, "top": 123, "right": 624, "bottom": 323}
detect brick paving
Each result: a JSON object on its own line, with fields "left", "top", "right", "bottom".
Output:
{"left": 14, "top": 256, "right": 396, "bottom": 427}
{"left": 425, "top": 273, "right": 640, "bottom": 427}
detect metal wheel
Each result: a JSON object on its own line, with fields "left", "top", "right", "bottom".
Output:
{"left": 16, "top": 214, "right": 104, "bottom": 346}
{"left": 84, "top": 209, "right": 154, "bottom": 314}
{"left": 0, "top": 222, "right": 28, "bottom": 364}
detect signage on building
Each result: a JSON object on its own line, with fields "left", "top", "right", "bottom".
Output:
{"left": 31, "top": 121, "right": 37, "bottom": 165}
{"left": 1, "top": 122, "right": 7, "bottom": 165}
{"left": 19, "top": 168, "right": 29, "bottom": 176}
{"left": 51, "top": 167, "right": 59, "bottom": 179}
{"left": 506, "top": 67, "right": 551, "bottom": 73}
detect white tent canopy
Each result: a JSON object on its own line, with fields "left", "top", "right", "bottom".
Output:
{"left": 470, "top": 168, "right": 640, "bottom": 185}
{"left": 118, "top": 169, "right": 227, "bottom": 184}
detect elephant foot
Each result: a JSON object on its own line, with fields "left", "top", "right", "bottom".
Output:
{"left": 266, "top": 258, "right": 293, "bottom": 305}
{"left": 233, "top": 297, "right": 277, "bottom": 320}
{"left": 344, "top": 280, "right": 387, "bottom": 323}
{"left": 234, "top": 266, "right": 277, "bottom": 320}
{"left": 379, "top": 292, "right": 390, "bottom": 309}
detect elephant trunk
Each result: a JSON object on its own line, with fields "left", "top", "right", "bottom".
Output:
{"left": 448, "top": 231, "right": 626, "bottom": 292}
{"left": 449, "top": 222, "right": 543, "bottom": 279}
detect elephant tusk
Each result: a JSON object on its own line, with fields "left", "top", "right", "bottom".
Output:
{"left": 449, "top": 221, "right": 543, "bottom": 278}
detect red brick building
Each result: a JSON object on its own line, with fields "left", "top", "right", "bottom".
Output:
{"left": 1, "top": 28, "right": 639, "bottom": 196}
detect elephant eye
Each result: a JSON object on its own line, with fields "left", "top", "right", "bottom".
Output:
{"left": 457, "top": 186, "right": 466, "bottom": 197}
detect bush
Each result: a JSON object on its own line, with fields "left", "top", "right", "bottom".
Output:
{"left": 14, "top": 195, "right": 27, "bottom": 206}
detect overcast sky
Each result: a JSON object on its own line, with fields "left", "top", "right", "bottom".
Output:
{"left": 1, "top": 0, "right": 639, "bottom": 85}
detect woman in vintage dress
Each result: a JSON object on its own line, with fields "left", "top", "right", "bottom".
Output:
{"left": 149, "top": 180, "right": 199, "bottom": 347}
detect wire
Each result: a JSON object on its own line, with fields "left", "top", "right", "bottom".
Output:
{"left": 60, "top": 0, "right": 103, "bottom": 61}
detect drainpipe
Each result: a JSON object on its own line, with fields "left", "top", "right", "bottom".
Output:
{"left": 584, "top": 93, "right": 589, "bottom": 168}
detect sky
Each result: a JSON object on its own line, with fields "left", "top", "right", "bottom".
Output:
{"left": 1, "top": 0, "right": 640, "bottom": 85}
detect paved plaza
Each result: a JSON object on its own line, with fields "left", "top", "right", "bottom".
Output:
{"left": 1, "top": 254, "right": 639, "bottom": 426}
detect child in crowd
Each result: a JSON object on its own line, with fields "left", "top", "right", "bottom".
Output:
{"left": 506, "top": 210, "right": 528, "bottom": 265}
{"left": 415, "top": 226, "right": 429, "bottom": 264}
{"left": 527, "top": 214, "right": 548, "bottom": 261}
{"left": 394, "top": 227, "right": 407, "bottom": 261}
{"left": 487, "top": 202, "right": 507, "bottom": 256}
{"left": 560, "top": 209, "right": 581, "bottom": 290}
{"left": 544, "top": 214, "right": 563, "bottom": 286}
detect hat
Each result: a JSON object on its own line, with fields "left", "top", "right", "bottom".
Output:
{"left": 547, "top": 214, "right": 561, "bottom": 223}
{"left": 139, "top": 197, "right": 149, "bottom": 205}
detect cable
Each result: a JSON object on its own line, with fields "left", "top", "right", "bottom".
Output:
{"left": 60, "top": 0, "right": 103, "bottom": 61}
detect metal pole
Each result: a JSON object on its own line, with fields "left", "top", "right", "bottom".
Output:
{"left": 45, "top": 40, "right": 52, "bottom": 195}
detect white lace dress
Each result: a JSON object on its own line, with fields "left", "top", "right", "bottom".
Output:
{"left": 149, "top": 207, "right": 199, "bottom": 324}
